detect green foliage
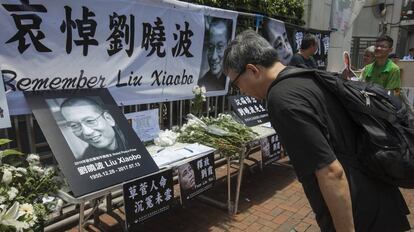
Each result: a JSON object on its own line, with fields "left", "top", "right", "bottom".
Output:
{"left": 0, "top": 140, "right": 24, "bottom": 167}
{"left": 183, "top": 0, "right": 305, "bottom": 25}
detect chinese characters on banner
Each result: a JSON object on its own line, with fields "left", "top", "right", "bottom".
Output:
{"left": 25, "top": 89, "right": 159, "bottom": 197}
{"left": 260, "top": 134, "right": 282, "bottom": 166}
{"left": 178, "top": 152, "right": 215, "bottom": 202}
{"left": 123, "top": 169, "right": 174, "bottom": 229}
{"left": 228, "top": 95, "right": 269, "bottom": 127}
{"left": 0, "top": 0, "right": 237, "bottom": 114}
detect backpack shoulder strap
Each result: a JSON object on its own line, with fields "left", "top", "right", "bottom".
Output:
{"left": 267, "top": 67, "right": 316, "bottom": 99}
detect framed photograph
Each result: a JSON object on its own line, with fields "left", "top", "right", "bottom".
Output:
{"left": 25, "top": 89, "right": 159, "bottom": 197}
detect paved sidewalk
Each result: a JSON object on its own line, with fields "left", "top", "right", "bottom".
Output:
{"left": 120, "top": 163, "right": 414, "bottom": 232}
{"left": 68, "top": 160, "right": 414, "bottom": 232}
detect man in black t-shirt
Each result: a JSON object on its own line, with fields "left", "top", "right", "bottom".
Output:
{"left": 223, "top": 30, "right": 410, "bottom": 232}
{"left": 289, "top": 33, "right": 318, "bottom": 69}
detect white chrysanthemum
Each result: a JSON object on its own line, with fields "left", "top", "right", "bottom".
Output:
{"left": 192, "top": 85, "right": 200, "bottom": 93}
{"left": 31, "top": 166, "right": 44, "bottom": 175}
{"left": 26, "top": 154, "right": 40, "bottom": 165}
{"left": 7, "top": 187, "right": 18, "bottom": 200}
{"left": 0, "top": 196, "right": 6, "bottom": 204}
{"left": 28, "top": 214, "right": 38, "bottom": 226}
{"left": 202, "top": 95, "right": 206, "bottom": 102}
{"left": 2, "top": 169, "right": 12, "bottom": 185}
{"left": 200, "top": 86, "right": 206, "bottom": 94}
{"left": 192, "top": 85, "right": 201, "bottom": 95}
{"left": 16, "top": 167, "right": 27, "bottom": 175}
{"left": 44, "top": 166, "right": 55, "bottom": 176}
{"left": 154, "top": 130, "right": 178, "bottom": 146}
{"left": 19, "top": 203, "right": 34, "bottom": 216}
{"left": 180, "top": 124, "right": 188, "bottom": 132}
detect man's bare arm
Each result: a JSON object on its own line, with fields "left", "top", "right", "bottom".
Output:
{"left": 315, "top": 159, "right": 355, "bottom": 232}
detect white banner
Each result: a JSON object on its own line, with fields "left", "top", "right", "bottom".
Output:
{"left": 331, "top": 0, "right": 366, "bottom": 34}
{"left": 0, "top": 0, "right": 237, "bottom": 114}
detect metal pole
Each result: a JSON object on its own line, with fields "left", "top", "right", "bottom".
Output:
{"left": 106, "top": 194, "right": 112, "bottom": 213}
{"left": 78, "top": 202, "right": 85, "bottom": 232}
{"left": 169, "top": 101, "right": 173, "bottom": 128}
{"left": 214, "top": 96, "right": 219, "bottom": 117}
{"left": 179, "top": 100, "right": 183, "bottom": 126}
{"left": 26, "top": 115, "right": 36, "bottom": 153}
{"left": 227, "top": 157, "right": 232, "bottom": 214}
{"left": 233, "top": 148, "right": 247, "bottom": 214}
{"left": 206, "top": 97, "right": 210, "bottom": 117}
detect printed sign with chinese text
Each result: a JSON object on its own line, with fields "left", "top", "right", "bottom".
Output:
{"left": 123, "top": 169, "right": 174, "bottom": 229}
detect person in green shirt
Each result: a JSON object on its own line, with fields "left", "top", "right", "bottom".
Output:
{"left": 362, "top": 35, "right": 401, "bottom": 91}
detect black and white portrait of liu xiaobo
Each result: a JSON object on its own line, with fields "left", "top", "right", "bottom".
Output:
{"left": 261, "top": 18, "right": 293, "bottom": 65}
{"left": 198, "top": 16, "right": 233, "bottom": 93}
{"left": 25, "top": 89, "right": 159, "bottom": 197}
{"left": 47, "top": 96, "right": 127, "bottom": 160}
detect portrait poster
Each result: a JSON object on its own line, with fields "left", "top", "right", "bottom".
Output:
{"left": 198, "top": 7, "right": 237, "bottom": 96}
{"left": 178, "top": 152, "right": 215, "bottom": 203}
{"left": 0, "top": 72, "right": 11, "bottom": 129}
{"left": 228, "top": 95, "right": 269, "bottom": 127}
{"left": 261, "top": 18, "right": 293, "bottom": 65}
{"left": 123, "top": 168, "right": 174, "bottom": 229}
{"left": 25, "top": 88, "right": 159, "bottom": 197}
{"left": 289, "top": 28, "right": 330, "bottom": 70}
{"left": 260, "top": 134, "right": 282, "bottom": 166}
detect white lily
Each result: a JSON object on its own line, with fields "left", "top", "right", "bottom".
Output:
{"left": 0, "top": 202, "right": 30, "bottom": 232}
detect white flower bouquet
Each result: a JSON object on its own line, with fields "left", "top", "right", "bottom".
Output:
{"left": 178, "top": 114, "right": 258, "bottom": 159}
{"left": 0, "top": 139, "right": 62, "bottom": 232}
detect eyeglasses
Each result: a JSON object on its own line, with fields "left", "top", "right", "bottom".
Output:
{"left": 375, "top": 44, "right": 390, "bottom": 49}
{"left": 66, "top": 112, "right": 105, "bottom": 133}
{"left": 230, "top": 69, "right": 245, "bottom": 91}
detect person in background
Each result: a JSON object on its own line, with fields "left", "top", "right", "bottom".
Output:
{"left": 362, "top": 35, "right": 401, "bottom": 91}
{"left": 223, "top": 30, "right": 410, "bottom": 232}
{"left": 289, "top": 33, "right": 318, "bottom": 69}
{"left": 402, "top": 48, "right": 414, "bottom": 60}
{"left": 362, "top": 45, "right": 375, "bottom": 66}
{"left": 198, "top": 17, "right": 232, "bottom": 91}
{"left": 389, "top": 53, "right": 400, "bottom": 64}
{"left": 355, "top": 46, "right": 375, "bottom": 80}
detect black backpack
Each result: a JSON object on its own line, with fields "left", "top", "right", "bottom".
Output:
{"left": 275, "top": 67, "right": 414, "bottom": 188}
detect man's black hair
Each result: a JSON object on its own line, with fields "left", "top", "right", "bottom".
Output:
{"left": 60, "top": 97, "right": 104, "bottom": 113}
{"left": 376, "top": 35, "right": 393, "bottom": 48}
{"left": 300, "top": 34, "right": 317, "bottom": 50}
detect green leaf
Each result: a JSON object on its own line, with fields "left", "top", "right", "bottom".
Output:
{"left": 0, "top": 139, "right": 12, "bottom": 146}
{"left": 1, "top": 149, "right": 23, "bottom": 156}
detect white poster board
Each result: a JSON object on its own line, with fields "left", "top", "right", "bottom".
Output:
{"left": 125, "top": 109, "right": 160, "bottom": 142}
